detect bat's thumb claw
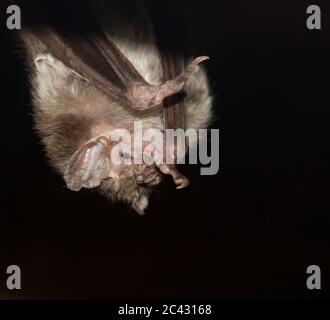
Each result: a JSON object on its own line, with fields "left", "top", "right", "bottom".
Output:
{"left": 191, "top": 55, "right": 210, "bottom": 66}
{"left": 186, "top": 55, "right": 210, "bottom": 73}
{"left": 127, "top": 55, "right": 210, "bottom": 110}
{"left": 196, "top": 55, "right": 210, "bottom": 62}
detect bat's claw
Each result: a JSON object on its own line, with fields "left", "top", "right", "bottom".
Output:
{"left": 185, "top": 56, "right": 210, "bottom": 74}
{"left": 159, "top": 164, "right": 190, "bottom": 190}
{"left": 174, "top": 176, "right": 190, "bottom": 190}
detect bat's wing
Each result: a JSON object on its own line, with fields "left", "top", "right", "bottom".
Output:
{"left": 147, "top": 1, "right": 191, "bottom": 130}
{"left": 20, "top": 1, "right": 209, "bottom": 191}
{"left": 25, "top": 0, "right": 207, "bottom": 111}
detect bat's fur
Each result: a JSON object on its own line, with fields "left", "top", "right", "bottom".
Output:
{"left": 20, "top": 0, "right": 213, "bottom": 214}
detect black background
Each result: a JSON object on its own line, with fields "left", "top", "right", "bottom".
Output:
{"left": 0, "top": 0, "right": 329, "bottom": 299}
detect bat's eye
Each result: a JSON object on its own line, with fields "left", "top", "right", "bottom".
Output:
{"left": 121, "top": 152, "right": 131, "bottom": 161}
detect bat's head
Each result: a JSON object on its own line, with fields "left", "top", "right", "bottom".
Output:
{"left": 63, "top": 124, "right": 189, "bottom": 214}
{"left": 62, "top": 129, "right": 163, "bottom": 215}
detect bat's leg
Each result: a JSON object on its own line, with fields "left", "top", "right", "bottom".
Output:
{"left": 158, "top": 164, "right": 190, "bottom": 190}
{"left": 128, "top": 56, "right": 210, "bottom": 110}
{"left": 64, "top": 136, "right": 111, "bottom": 191}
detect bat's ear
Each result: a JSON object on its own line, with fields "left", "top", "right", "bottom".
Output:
{"left": 64, "top": 137, "right": 111, "bottom": 191}
{"left": 127, "top": 56, "right": 210, "bottom": 110}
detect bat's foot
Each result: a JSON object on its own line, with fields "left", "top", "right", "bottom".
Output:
{"left": 158, "top": 164, "right": 190, "bottom": 190}
{"left": 134, "top": 165, "right": 162, "bottom": 187}
{"left": 128, "top": 56, "right": 210, "bottom": 110}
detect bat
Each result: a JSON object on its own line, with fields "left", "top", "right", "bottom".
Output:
{"left": 16, "top": 0, "right": 213, "bottom": 214}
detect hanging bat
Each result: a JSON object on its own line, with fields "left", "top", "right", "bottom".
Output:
{"left": 16, "top": 0, "right": 213, "bottom": 214}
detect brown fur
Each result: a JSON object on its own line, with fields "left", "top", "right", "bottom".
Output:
{"left": 18, "top": 0, "right": 213, "bottom": 213}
